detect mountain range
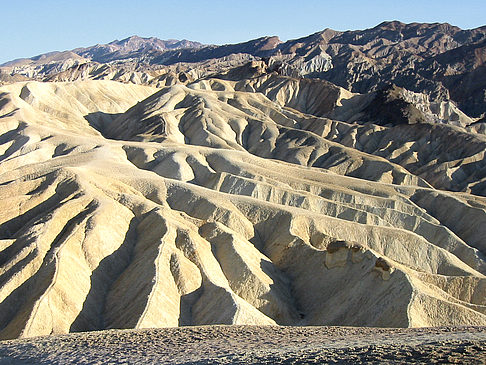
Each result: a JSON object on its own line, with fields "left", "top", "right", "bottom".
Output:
{"left": 2, "top": 21, "right": 486, "bottom": 118}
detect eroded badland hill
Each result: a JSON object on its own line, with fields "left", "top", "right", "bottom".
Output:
{"left": 0, "top": 21, "right": 485, "bottom": 341}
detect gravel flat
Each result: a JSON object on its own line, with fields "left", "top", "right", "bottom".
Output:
{"left": 0, "top": 326, "right": 485, "bottom": 364}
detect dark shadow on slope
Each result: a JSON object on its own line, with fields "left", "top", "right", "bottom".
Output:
{"left": 0, "top": 178, "right": 79, "bottom": 242}
{"left": 84, "top": 111, "right": 124, "bottom": 138}
{"left": 0, "top": 249, "right": 37, "bottom": 293}
{"left": 0, "top": 92, "right": 9, "bottom": 110}
{"left": 100, "top": 209, "right": 168, "bottom": 330}
{"left": 0, "top": 91, "right": 19, "bottom": 119}
{"left": 85, "top": 111, "right": 169, "bottom": 143}
{"left": 258, "top": 258, "right": 302, "bottom": 325}
{"left": 0, "top": 122, "right": 29, "bottom": 163}
{"left": 52, "top": 143, "right": 78, "bottom": 158}
{"left": 178, "top": 287, "right": 203, "bottom": 326}
{"left": 70, "top": 217, "right": 139, "bottom": 332}
{"left": 0, "top": 253, "right": 57, "bottom": 339}
{"left": 173, "top": 229, "right": 204, "bottom": 326}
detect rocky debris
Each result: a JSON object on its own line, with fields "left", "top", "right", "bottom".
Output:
{"left": 324, "top": 240, "right": 367, "bottom": 269}
{"left": 326, "top": 240, "right": 364, "bottom": 254}
{"left": 0, "top": 326, "right": 484, "bottom": 364}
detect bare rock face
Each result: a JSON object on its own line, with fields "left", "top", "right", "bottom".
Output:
{"left": 0, "top": 22, "right": 486, "bottom": 340}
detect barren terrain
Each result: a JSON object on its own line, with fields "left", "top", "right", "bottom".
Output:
{"left": 0, "top": 22, "right": 485, "bottom": 347}
{"left": 0, "top": 326, "right": 485, "bottom": 364}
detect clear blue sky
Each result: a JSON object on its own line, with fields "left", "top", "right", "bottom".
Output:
{"left": 1, "top": 0, "right": 485, "bottom": 64}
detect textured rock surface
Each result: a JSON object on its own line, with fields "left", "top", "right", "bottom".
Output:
{"left": 0, "top": 76, "right": 485, "bottom": 340}
{"left": 2, "top": 22, "right": 486, "bottom": 118}
{"left": 0, "top": 326, "right": 485, "bottom": 364}
{"left": 0, "top": 22, "right": 486, "bottom": 340}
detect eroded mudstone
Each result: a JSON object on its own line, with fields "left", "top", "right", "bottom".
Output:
{"left": 325, "top": 240, "right": 366, "bottom": 268}
{"left": 373, "top": 257, "right": 395, "bottom": 280}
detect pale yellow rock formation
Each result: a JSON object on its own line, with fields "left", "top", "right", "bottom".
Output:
{"left": 0, "top": 79, "right": 485, "bottom": 340}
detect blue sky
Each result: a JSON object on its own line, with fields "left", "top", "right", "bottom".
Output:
{"left": 1, "top": 0, "right": 485, "bottom": 64}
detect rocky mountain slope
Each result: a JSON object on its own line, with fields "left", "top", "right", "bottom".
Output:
{"left": 0, "top": 22, "right": 485, "bottom": 340}
{"left": 2, "top": 21, "right": 486, "bottom": 118}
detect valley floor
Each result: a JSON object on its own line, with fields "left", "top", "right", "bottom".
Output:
{"left": 0, "top": 325, "right": 485, "bottom": 364}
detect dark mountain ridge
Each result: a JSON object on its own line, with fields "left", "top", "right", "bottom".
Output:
{"left": 1, "top": 21, "right": 486, "bottom": 117}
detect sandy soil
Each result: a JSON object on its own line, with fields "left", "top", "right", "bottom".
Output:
{"left": 0, "top": 326, "right": 484, "bottom": 364}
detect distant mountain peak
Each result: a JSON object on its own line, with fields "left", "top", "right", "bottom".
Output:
{"left": 72, "top": 36, "right": 205, "bottom": 63}
{"left": 107, "top": 35, "right": 204, "bottom": 49}
{"left": 375, "top": 20, "right": 406, "bottom": 29}
{"left": 251, "top": 36, "right": 281, "bottom": 51}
